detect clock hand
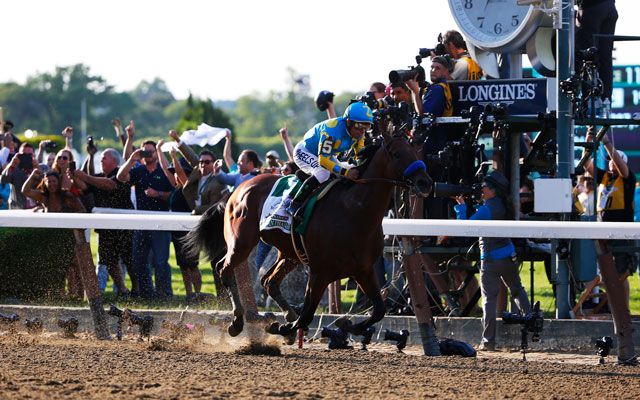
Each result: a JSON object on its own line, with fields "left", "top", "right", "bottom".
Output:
{"left": 484, "top": 0, "right": 494, "bottom": 11}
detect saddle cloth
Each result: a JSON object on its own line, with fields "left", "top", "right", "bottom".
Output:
{"left": 259, "top": 175, "right": 339, "bottom": 235}
{"left": 259, "top": 175, "right": 300, "bottom": 234}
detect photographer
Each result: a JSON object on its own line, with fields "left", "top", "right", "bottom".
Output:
{"left": 583, "top": 127, "right": 636, "bottom": 312}
{"left": 1, "top": 142, "right": 40, "bottom": 209}
{"left": 440, "top": 30, "right": 483, "bottom": 81}
{"left": 422, "top": 55, "right": 454, "bottom": 121}
{"left": 453, "top": 170, "right": 531, "bottom": 350}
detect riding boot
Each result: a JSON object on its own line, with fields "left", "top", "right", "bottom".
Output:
{"left": 285, "top": 176, "right": 321, "bottom": 220}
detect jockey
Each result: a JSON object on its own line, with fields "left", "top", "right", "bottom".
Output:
{"left": 285, "top": 102, "right": 373, "bottom": 219}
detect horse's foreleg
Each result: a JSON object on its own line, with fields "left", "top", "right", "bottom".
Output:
{"left": 270, "top": 272, "right": 327, "bottom": 338}
{"left": 262, "top": 257, "right": 299, "bottom": 323}
{"left": 351, "top": 268, "right": 386, "bottom": 336}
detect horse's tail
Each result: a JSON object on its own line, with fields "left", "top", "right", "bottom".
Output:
{"left": 183, "top": 200, "right": 227, "bottom": 262}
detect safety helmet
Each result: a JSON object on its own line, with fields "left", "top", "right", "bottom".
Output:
{"left": 344, "top": 102, "right": 374, "bottom": 124}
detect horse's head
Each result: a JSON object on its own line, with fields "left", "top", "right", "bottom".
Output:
{"left": 379, "top": 132, "right": 433, "bottom": 197}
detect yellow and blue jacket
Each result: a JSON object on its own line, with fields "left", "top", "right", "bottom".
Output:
{"left": 301, "top": 117, "right": 365, "bottom": 177}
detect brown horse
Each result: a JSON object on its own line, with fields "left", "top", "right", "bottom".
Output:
{"left": 188, "top": 132, "right": 432, "bottom": 338}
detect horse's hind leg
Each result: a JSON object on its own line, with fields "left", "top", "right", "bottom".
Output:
{"left": 351, "top": 268, "right": 386, "bottom": 335}
{"left": 261, "top": 256, "right": 299, "bottom": 323}
{"left": 219, "top": 226, "right": 261, "bottom": 337}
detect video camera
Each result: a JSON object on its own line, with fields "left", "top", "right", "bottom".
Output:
{"left": 108, "top": 304, "right": 154, "bottom": 341}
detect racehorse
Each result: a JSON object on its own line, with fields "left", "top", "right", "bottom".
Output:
{"left": 187, "top": 131, "right": 432, "bottom": 339}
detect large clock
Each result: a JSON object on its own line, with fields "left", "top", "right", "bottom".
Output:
{"left": 448, "top": 0, "right": 551, "bottom": 53}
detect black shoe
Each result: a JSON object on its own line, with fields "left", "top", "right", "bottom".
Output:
{"left": 285, "top": 200, "right": 302, "bottom": 217}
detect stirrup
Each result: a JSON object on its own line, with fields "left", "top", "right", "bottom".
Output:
{"left": 285, "top": 201, "right": 302, "bottom": 217}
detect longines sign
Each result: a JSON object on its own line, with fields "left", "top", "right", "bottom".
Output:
{"left": 449, "top": 78, "right": 547, "bottom": 116}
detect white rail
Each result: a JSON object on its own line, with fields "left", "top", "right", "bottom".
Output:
{"left": 0, "top": 210, "right": 638, "bottom": 240}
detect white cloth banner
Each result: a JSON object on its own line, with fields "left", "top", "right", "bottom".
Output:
{"left": 160, "top": 123, "right": 229, "bottom": 152}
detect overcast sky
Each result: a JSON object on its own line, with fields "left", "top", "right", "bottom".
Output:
{"left": 2, "top": 0, "right": 637, "bottom": 101}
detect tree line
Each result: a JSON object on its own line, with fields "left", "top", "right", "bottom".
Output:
{"left": 0, "top": 64, "right": 358, "bottom": 161}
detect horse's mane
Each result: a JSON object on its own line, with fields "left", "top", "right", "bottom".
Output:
{"left": 353, "top": 140, "right": 382, "bottom": 176}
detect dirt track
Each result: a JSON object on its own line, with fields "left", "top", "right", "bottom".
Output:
{"left": 1, "top": 327, "right": 639, "bottom": 399}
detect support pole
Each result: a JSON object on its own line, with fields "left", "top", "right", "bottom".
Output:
{"left": 554, "top": 0, "right": 574, "bottom": 319}
{"left": 73, "top": 229, "right": 109, "bottom": 340}
{"left": 401, "top": 196, "right": 441, "bottom": 356}
{"left": 328, "top": 281, "right": 341, "bottom": 314}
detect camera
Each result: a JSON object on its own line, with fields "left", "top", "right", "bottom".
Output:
{"left": 87, "top": 136, "right": 97, "bottom": 151}
{"left": 140, "top": 150, "right": 153, "bottom": 158}
{"left": 315, "top": 90, "right": 335, "bottom": 112}
{"left": 17, "top": 153, "right": 33, "bottom": 170}
{"left": 433, "top": 182, "right": 482, "bottom": 201}
{"left": 501, "top": 300, "right": 544, "bottom": 343}
{"left": 418, "top": 33, "right": 448, "bottom": 58}
{"left": 57, "top": 316, "right": 79, "bottom": 337}
{"left": 484, "top": 103, "right": 509, "bottom": 121}
{"left": 576, "top": 46, "right": 599, "bottom": 66}
{"left": 68, "top": 161, "right": 76, "bottom": 172}
{"left": 389, "top": 68, "right": 419, "bottom": 84}
{"left": 595, "top": 336, "right": 613, "bottom": 363}
{"left": 45, "top": 141, "right": 58, "bottom": 150}
{"left": 108, "top": 304, "right": 154, "bottom": 340}
{"left": 358, "top": 91, "right": 392, "bottom": 111}
{"left": 375, "top": 101, "right": 413, "bottom": 129}
{"left": 0, "top": 312, "right": 20, "bottom": 324}
{"left": 320, "top": 326, "right": 352, "bottom": 350}
{"left": 383, "top": 329, "right": 409, "bottom": 352}
{"left": 25, "top": 317, "right": 43, "bottom": 335}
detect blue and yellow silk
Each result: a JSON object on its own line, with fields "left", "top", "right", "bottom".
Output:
{"left": 301, "top": 117, "right": 365, "bottom": 177}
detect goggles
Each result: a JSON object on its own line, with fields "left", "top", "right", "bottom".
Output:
{"left": 353, "top": 122, "right": 372, "bottom": 131}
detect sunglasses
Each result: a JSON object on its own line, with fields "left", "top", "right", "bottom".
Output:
{"left": 59, "top": 156, "right": 69, "bottom": 161}
{"left": 199, "top": 160, "right": 212, "bottom": 165}
{"left": 353, "top": 122, "right": 372, "bottom": 131}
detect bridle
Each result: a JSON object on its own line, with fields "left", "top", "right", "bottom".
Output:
{"left": 354, "top": 135, "right": 425, "bottom": 187}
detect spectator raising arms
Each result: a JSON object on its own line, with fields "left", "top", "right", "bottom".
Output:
{"left": 117, "top": 133, "right": 175, "bottom": 299}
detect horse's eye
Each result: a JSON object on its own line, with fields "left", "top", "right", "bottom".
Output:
{"left": 393, "top": 152, "right": 401, "bottom": 159}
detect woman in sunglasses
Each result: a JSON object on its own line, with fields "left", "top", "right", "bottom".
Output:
{"left": 284, "top": 102, "right": 373, "bottom": 219}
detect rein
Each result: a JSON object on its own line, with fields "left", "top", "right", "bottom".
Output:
{"left": 353, "top": 136, "right": 423, "bottom": 188}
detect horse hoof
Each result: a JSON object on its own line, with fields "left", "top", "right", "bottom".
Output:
{"left": 227, "top": 320, "right": 244, "bottom": 337}
{"left": 284, "top": 310, "right": 298, "bottom": 323}
{"left": 284, "top": 332, "right": 297, "bottom": 345}
{"left": 265, "top": 322, "right": 281, "bottom": 335}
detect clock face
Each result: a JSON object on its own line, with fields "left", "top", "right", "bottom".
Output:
{"left": 449, "top": 0, "right": 541, "bottom": 53}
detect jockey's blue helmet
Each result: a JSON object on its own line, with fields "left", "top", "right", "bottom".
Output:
{"left": 344, "top": 102, "right": 374, "bottom": 124}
